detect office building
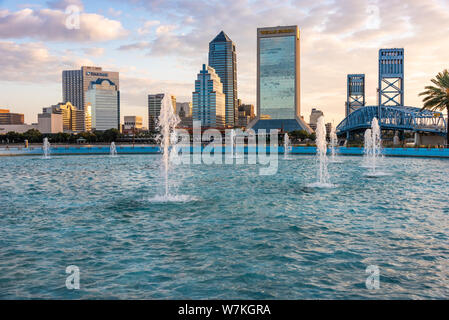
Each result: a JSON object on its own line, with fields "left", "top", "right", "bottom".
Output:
{"left": 123, "top": 116, "right": 143, "bottom": 135}
{"left": 326, "top": 122, "right": 333, "bottom": 138}
{"left": 84, "top": 105, "right": 92, "bottom": 132}
{"left": 309, "top": 108, "right": 324, "bottom": 131}
{"left": 237, "top": 104, "right": 255, "bottom": 127}
{"left": 176, "top": 102, "right": 193, "bottom": 128}
{"left": 44, "top": 102, "right": 85, "bottom": 132}
{"left": 86, "top": 79, "right": 120, "bottom": 131}
{"left": 37, "top": 112, "right": 63, "bottom": 134}
{"left": 249, "top": 26, "right": 312, "bottom": 133}
{"left": 148, "top": 94, "right": 176, "bottom": 131}
{"left": 62, "top": 66, "right": 119, "bottom": 111}
{"left": 0, "top": 109, "right": 24, "bottom": 125}
{"left": 209, "top": 31, "right": 237, "bottom": 127}
{"left": 192, "top": 64, "right": 226, "bottom": 128}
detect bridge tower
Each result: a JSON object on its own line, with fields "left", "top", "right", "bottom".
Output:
{"left": 378, "top": 48, "right": 404, "bottom": 118}
{"left": 346, "top": 74, "right": 366, "bottom": 117}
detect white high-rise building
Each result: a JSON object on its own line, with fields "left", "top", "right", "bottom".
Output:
{"left": 86, "top": 79, "right": 120, "bottom": 131}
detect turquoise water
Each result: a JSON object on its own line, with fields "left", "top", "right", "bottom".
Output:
{"left": 0, "top": 154, "right": 448, "bottom": 299}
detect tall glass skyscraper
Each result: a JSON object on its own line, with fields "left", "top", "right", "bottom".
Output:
{"left": 208, "top": 31, "right": 237, "bottom": 127}
{"left": 249, "top": 26, "right": 312, "bottom": 133}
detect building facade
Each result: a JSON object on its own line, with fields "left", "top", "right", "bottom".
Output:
{"left": 0, "top": 124, "right": 37, "bottom": 134}
{"left": 86, "top": 79, "right": 120, "bottom": 131}
{"left": 123, "top": 116, "right": 143, "bottom": 135}
{"left": 148, "top": 94, "right": 176, "bottom": 131}
{"left": 37, "top": 112, "right": 63, "bottom": 134}
{"left": 176, "top": 102, "right": 193, "bottom": 128}
{"left": 208, "top": 31, "right": 237, "bottom": 127}
{"left": 62, "top": 66, "right": 120, "bottom": 111}
{"left": 44, "top": 102, "right": 84, "bottom": 132}
{"left": 192, "top": 64, "right": 226, "bottom": 128}
{"left": 309, "top": 108, "right": 324, "bottom": 131}
{"left": 0, "top": 109, "right": 24, "bottom": 125}
{"left": 249, "top": 26, "right": 312, "bottom": 133}
{"left": 237, "top": 104, "right": 255, "bottom": 128}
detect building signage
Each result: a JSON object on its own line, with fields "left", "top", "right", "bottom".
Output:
{"left": 86, "top": 72, "right": 108, "bottom": 77}
{"left": 260, "top": 29, "right": 295, "bottom": 35}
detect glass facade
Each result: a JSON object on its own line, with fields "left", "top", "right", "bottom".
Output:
{"left": 208, "top": 31, "right": 237, "bottom": 127}
{"left": 192, "top": 65, "right": 226, "bottom": 128}
{"left": 259, "top": 36, "right": 296, "bottom": 120}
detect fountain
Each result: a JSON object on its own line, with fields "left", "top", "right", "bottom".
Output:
{"left": 229, "top": 129, "right": 236, "bottom": 158}
{"left": 363, "top": 117, "right": 384, "bottom": 175}
{"left": 329, "top": 126, "right": 339, "bottom": 162}
{"left": 42, "top": 137, "right": 51, "bottom": 159}
{"left": 110, "top": 142, "right": 117, "bottom": 157}
{"left": 309, "top": 116, "right": 333, "bottom": 187}
{"left": 156, "top": 94, "right": 181, "bottom": 200}
{"left": 284, "top": 133, "right": 291, "bottom": 160}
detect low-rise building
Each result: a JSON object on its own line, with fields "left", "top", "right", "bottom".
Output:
{"left": 123, "top": 116, "right": 143, "bottom": 135}
{"left": 0, "top": 124, "right": 37, "bottom": 134}
{"left": 37, "top": 112, "right": 63, "bottom": 134}
{"left": 0, "top": 109, "right": 24, "bottom": 125}
{"left": 44, "top": 102, "right": 84, "bottom": 133}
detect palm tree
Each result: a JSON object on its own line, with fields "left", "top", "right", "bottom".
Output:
{"left": 419, "top": 69, "right": 449, "bottom": 146}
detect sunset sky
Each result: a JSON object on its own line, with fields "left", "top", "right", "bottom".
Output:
{"left": 0, "top": 0, "right": 448, "bottom": 127}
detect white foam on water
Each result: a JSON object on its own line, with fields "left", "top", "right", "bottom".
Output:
{"left": 147, "top": 194, "right": 199, "bottom": 203}
{"left": 307, "top": 182, "right": 336, "bottom": 189}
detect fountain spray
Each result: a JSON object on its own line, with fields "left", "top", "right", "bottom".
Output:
{"left": 284, "top": 133, "right": 291, "bottom": 160}
{"left": 43, "top": 137, "right": 51, "bottom": 159}
{"left": 157, "top": 94, "right": 180, "bottom": 197}
{"left": 315, "top": 116, "right": 332, "bottom": 187}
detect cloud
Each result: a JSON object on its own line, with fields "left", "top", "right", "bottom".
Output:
{"left": 0, "top": 41, "right": 92, "bottom": 82}
{"left": 121, "top": 0, "right": 449, "bottom": 119}
{"left": 108, "top": 8, "right": 122, "bottom": 17}
{"left": 0, "top": 7, "right": 128, "bottom": 42}
{"left": 82, "top": 47, "right": 105, "bottom": 56}
{"left": 47, "top": 0, "right": 84, "bottom": 10}
{"left": 137, "top": 20, "right": 160, "bottom": 35}
{"left": 118, "top": 41, "right": 151, "bottom": 51}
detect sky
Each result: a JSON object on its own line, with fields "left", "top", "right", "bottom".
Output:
{"left": 0, "top": 0, "right": 448, "bottom": 128}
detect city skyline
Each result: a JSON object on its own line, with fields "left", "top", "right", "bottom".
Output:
{"left": 1, "top": 0, "right": 449, "bottom": 128}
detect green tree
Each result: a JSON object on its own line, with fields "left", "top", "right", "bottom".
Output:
{"left": 419, "top": 69, "right": 449, "bottom": 146}
{"left": 23, "top": 129, "right": 42, "bottom": 143}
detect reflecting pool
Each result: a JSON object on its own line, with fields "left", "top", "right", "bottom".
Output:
{"left": 0, "top": 155, "right": 448, "bottom": 299}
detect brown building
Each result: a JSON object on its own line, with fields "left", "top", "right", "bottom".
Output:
{"left": 237, "top": 103, "right": 255, "bottom": 128}
{"left": 0, "top": 109, "right": 24, "bottom": 125}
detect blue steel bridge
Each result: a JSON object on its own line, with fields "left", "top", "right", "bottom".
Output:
{"left": 336, "top": 48, "right": 447, "bottom": 138}
{"left": 337, "top": 105, "right": 447, "bottom": 138}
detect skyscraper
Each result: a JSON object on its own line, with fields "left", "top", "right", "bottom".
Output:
{"left": 85, "top": 79, "right": 120, "bottom": 131}
{"left": 148, "top": 94, "right": 176, "bottom": 131}
{"left": 62, "top": 66, "right": 119, "bottom": 111}
{"left": 208, "top": 31, "right": 237, "bottom": 127}
{"left": 248, "top": 26, "right": 312, "bottom": 133}
{"left": 192, "top": 64, "right": 226, "bottom": 128}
